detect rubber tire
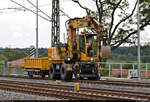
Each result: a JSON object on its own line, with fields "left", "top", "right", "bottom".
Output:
{"left": 49, "top": 64, "right": 56, "bottom": 79}
{"left": 60, "top": 64, "right": 72, "bottom": 80}
{"left": 40, "top": 71, "right": 45, "bottom": 78}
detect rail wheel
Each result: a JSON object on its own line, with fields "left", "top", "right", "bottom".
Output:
{"left": 89, "top": 76, "right": 100, "bottom": 80}
{"left": 41, "top": 74, "right": 45, "bottom": 78}
{"left": 28, "top": 71, "right": 33, "bottom": 78}
{"left": 60, "top": 64, "right": 72, "bottom": 80}
{"left": 89, "top": 71, "right": 100, "bottom": 80}
{"left": 49, "top": 64, "right": 56, "bottom": 79}
{"left": 40, "top": 71, "right": 45, "bottom": 78}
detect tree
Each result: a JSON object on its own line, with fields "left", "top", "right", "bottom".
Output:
{"left": 71, "top": 0, "right": 150, "bottom": 50}
{"left": 1, "top": 48, "right": 27, "bottom": 61}
{"left": 0, "top": 54, "right": 7, "bottom": 64}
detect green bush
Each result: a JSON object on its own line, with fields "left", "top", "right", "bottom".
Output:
{"left": 0, "top": 64, "right": 3, "bottom": 72}
{"left": 123, "top": 64, "right": 133, "bottom": 69}
{"left": 101, "top": 69, "right": 109, "bottom": 76}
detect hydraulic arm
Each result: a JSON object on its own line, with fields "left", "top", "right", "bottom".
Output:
{"left": 67, "top": 15, "right": 109, "bottom": 60}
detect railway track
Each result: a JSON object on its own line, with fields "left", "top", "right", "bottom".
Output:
{"left": 0, "top": 74, "right": 150, "bottom": 88}
{"left": 0, "top": 80, "right": 149, "bottom": 100}
{"left": 73, "top": 80, "right": 150, "bottom": 88}
{"left": 0, "top": 80, "right": 131, "bottom": 100}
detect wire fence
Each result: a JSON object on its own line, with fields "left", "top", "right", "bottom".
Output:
{"left": 100, "top": 63, "right": 150, "bottom": 79}
{"left": 0, "top": 61, "right": 150, "bottom": 79}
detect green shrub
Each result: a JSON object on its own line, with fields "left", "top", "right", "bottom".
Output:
{"left": 101, "top": 69, "right": 109, "bottom": 76}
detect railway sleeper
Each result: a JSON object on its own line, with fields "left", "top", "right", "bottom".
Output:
{"left": 0, "top": 83, "right": 124, "bottom": 100}
{"left": 0, "top": 80, "right": 149, "bottom": 100}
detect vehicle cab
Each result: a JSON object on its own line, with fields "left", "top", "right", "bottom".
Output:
{"left": 78, "top": 32, "right": 99, "bottom": 62}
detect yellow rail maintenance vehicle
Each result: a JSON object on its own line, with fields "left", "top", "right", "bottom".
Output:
{"left": 24, "top": 15, "right": 111, "bottom": 80}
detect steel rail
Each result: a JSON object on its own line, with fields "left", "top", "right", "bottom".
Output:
{"left": 0, "top": 80, "right": 126, "bottom": 100}
{"left": 1, "top": 74, "right": 150, "bottom": 88}
{"left": 0, "top": 80, "right": 149, "bottom": 100}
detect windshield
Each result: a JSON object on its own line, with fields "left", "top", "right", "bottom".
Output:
{"left": 79, "top": 36, "right": 86, "bottom": 53}
{"left": 86, "top": 35, "right": 98, "bottom": 57}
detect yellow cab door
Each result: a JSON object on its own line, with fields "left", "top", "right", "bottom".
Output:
{"left": 79, "top": 34, "right": 87, "bottom": 61}
{"left": 79, "top": 34, "right": 99, "bottom": 61}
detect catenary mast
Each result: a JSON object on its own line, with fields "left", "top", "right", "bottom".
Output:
{"left": 51, "top": 0, "right": 60, "bottom": 47}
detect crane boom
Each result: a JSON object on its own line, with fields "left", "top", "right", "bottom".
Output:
{"left": 68, "top": 16, "right": 105, "bottom": 33}
{"left": 67, "top": 15, "right": 108, "bottom": 59}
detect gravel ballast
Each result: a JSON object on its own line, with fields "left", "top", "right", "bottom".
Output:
{"left": 0, "top": 76, "right": 150, "bottom": 100}
{"left": 0, "top": 90, "right": 60, "bottom": 100}
{"left": 0, "top": 77, "right": 150, "bottom": 93}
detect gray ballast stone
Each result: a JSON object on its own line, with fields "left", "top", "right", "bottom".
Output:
{"left": 0, "top": 90, "right": 60, "bottom": 100}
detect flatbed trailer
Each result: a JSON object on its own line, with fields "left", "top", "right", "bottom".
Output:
{"left": 24, "top": 57, "right": 50, "bottom": 78}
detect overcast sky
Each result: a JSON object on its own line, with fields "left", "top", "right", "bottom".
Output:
{"left": 0, "top": 0, "right": 149, "bottom": 48}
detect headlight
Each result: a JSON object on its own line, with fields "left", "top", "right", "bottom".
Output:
{"left": 68, "top": 58, "right": 70, "bottom": 61}
{"left": 91, "top": 58, "right": 94, "bottom": 61}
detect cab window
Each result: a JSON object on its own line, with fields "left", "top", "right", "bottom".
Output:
{"left": 86, "top": 36, "right": 97, "bottom": 57}
{"left": 79, "top": 36, "right": 85, "bottom": 53}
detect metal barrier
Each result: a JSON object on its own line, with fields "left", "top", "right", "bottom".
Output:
{"left": 100, "top": 62, "right": 150, "bottom": 79}
{"left": 0, "top": 61, "right": 150, "bottom": 79}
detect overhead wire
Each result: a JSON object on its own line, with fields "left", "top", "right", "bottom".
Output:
{"left": 10, "top": 0, "right": 51, "bottom": 22}
{"left": 2, "top": 0, "right": 71, "bottom": 22}
{"left": 1, "top": 0, "right": 70, "bottom": 20}
{"left": 0, "top": 2, "right": 52, "bottom": 15}
{"left": 59, "top": 9, "right": 71, "bottom": 19}
{"left": 0, "top": 3, "right": 51, "bottom": 11}
{"left": 26, "top": 0, "right": 51, "bottom": 19}
{"left": 0, "top": 7, "right": 25, "bottom": 15}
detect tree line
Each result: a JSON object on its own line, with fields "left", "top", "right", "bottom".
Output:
{"left": 110, "top": 46, "right": 150, "bottom": 63}
{"left": 0, "top": 48, "right": 47, "bottom": 64}
{"left": 0, "top": 46, "right": 150, "bottom": 64}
